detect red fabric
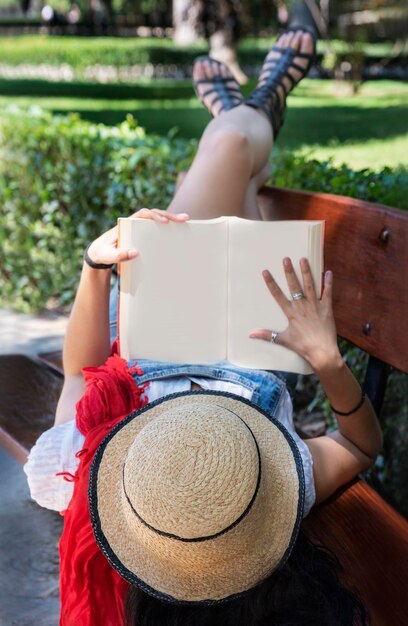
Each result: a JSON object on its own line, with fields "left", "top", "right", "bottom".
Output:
{"left": 76, "top": 353, "right": 146, "bottom": 436}
{"left": 59, "top": 354, "right": 148, "bottom": 626}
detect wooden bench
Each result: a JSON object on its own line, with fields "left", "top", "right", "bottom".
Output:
{"left": 0, "top": 185, "right": 407, "bottom": 624}
{"left": 258, "top": 186, "right": 408, "bottom": 626}
{"left": 0, "top": 353, "right": 63, "bottom": 464}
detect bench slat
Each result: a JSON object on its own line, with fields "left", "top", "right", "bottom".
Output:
{"left": 0, "top": 355, "right": 63, "bottom": 457}
{"left": 302, "top": 480, "right": 408, "bottom": 626}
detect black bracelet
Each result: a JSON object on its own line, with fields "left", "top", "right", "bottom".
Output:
{"left": 330, "top": 386, "right": 366, "bottom": 416}
{"left": 83, "top": 243, "right": 113, "bottom": 270}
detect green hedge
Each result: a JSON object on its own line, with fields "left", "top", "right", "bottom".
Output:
{"left": 0, "top": 35, "right": 280, "bottom": 70}
{"left": 0, "top": 36, "right": 209, "bottom": 70}
{"left": 0, "top": 36, "right": 400, "bottom": 74}
{"left": 0, "top": 108, "right": 196, "bottom": 311}
{"left": 271, "top": 152, "right": 408, "bottom": 210}
{"left": 0, "top": 108, "right": 407, "bottom": 312}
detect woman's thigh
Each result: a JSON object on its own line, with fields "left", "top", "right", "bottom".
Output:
{"left": 167, "top": 131, "right": 252, "bottom": 220}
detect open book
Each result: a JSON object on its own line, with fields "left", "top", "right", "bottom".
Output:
{"left": 118, "top": 217, "right": 324, "bottom": 374}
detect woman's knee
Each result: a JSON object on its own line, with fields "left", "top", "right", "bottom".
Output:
{"left": 199, "top": 125, "right": 251, "bottom": 162}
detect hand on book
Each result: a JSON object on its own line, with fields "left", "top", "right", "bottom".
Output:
{"left": 86, "top": 209, "right": 190, "bottom": 266}
{"left": 249, "top": 257, "right": 342, "bottom": 374}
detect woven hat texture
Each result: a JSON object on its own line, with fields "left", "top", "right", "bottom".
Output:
{"left": 89, "top": 390, "right": 304, "bottom": 604}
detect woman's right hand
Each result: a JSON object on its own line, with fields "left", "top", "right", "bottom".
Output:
{"left": 86, "top": 209, "right": 190, "bottom": 267}
{"left": 249, "top": 257, "right": 342, "bottom": 375}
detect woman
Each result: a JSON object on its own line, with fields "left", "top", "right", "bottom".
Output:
{"left": 25, "top": 8, "right": 382, "bottom": 626}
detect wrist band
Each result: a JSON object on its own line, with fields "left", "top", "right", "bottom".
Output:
{"left": 330, "top": 386, "right": 366, "bottom": 416}
{"left": 84, "top": 243, "right": 113, "bottom": 270}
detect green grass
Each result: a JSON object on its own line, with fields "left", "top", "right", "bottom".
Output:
{"left": 277, "top": 80, "right": 408, "bottom": 169}
{"left": 1, "top": 79, "right": 407, "bottom": 170}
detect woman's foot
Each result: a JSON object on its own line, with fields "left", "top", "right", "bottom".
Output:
{"left": 193, "top": 56, "right": 244, "bottom": 118}
{"left": 244, "top": 29, "right": 316, "bottom": 139}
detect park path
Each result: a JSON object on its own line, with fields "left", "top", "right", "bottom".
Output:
{"left": 0, "top": 309, "right": 67, "bottom": 626}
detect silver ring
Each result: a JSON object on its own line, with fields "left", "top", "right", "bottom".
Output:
{"left": 270, "top": 331, "right": 279, "bottom": 344}
{"left": 292, "top": 291, "right": 304, "bottom": 301}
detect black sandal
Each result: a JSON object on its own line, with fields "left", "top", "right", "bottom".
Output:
{"left": 244, "top": 0, "right": 319, "bottom": 138}
{"left": 244, "top": 31, "right": 316, "bottom": 139}
{"left": 193, "top": 56, "right": 243, "bottom": 118}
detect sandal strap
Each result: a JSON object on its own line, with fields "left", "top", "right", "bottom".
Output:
{"left": 208, "top": 90, "right": 235, "bottom": 113}
{"left": 193, "top": 57, "right": 243, "bottom": 117}
{"left": 195, "top": 77, "right": 241, "bottom": 92}
{"left": 269, "top": 47, "right": 314, "bottom": 60}
{"left": 244, "top": 35, "right": 315, "bottom": 138}
{"left": 208, "top": 89, "right": 240, "bottom": 108}
{"left": 197, "top": 83, "right": 242, "bottom": 98}
{"left": 285, "top": 24, "right": 318, "bottom": 41}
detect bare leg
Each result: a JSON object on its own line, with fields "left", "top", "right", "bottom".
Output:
{"left": 243, "top": 162, "right": 272, "bottom": 219}
{"left": 169, "top": 30, "right": 314, "bottom": 221}
{"left": 167, "top": 104, "right": 273, "bottom": 221}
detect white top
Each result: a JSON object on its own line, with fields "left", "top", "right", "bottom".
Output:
{"left": 24, "top": 377, "right": 316, "bottom": 517}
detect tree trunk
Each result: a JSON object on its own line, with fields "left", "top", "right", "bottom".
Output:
{"left": 172, "top": 0, "right": 248, "bottom": 84}
{"left": 208, "top": 0, "right": 248, "bottom": 84}
{"left": 173, "top": 0, "right": 205, "bottom": 45}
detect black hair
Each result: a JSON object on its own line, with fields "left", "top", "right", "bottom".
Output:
{"left": 123, "top": 530, "right": 368, "bottom": 626}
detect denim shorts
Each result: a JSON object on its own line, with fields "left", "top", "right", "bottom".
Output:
{"left": 109, "top": 281, "right": 297, "bottom": 409}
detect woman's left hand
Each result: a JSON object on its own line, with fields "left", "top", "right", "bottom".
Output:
{"left": 249, "top": 257, "right": 342, "bottom": 374}
{"left": 86, "top": 209, "right": 190, "bottom": 266}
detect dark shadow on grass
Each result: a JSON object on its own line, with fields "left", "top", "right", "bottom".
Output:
{"left": 49, "top": 104, "right": 408, "bottom": 145}
{"left": 49, "top": 106, "right": 211, "bottom": 138}
{"left": 0, "top": 77, "right": 195, "bottom": 100}
{"left": 279, "top": 104, "right": 408, "bottom": 148}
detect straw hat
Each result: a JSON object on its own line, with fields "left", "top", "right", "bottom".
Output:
{"left": 89, "top": 390, "right": 305, "bottom": 605}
